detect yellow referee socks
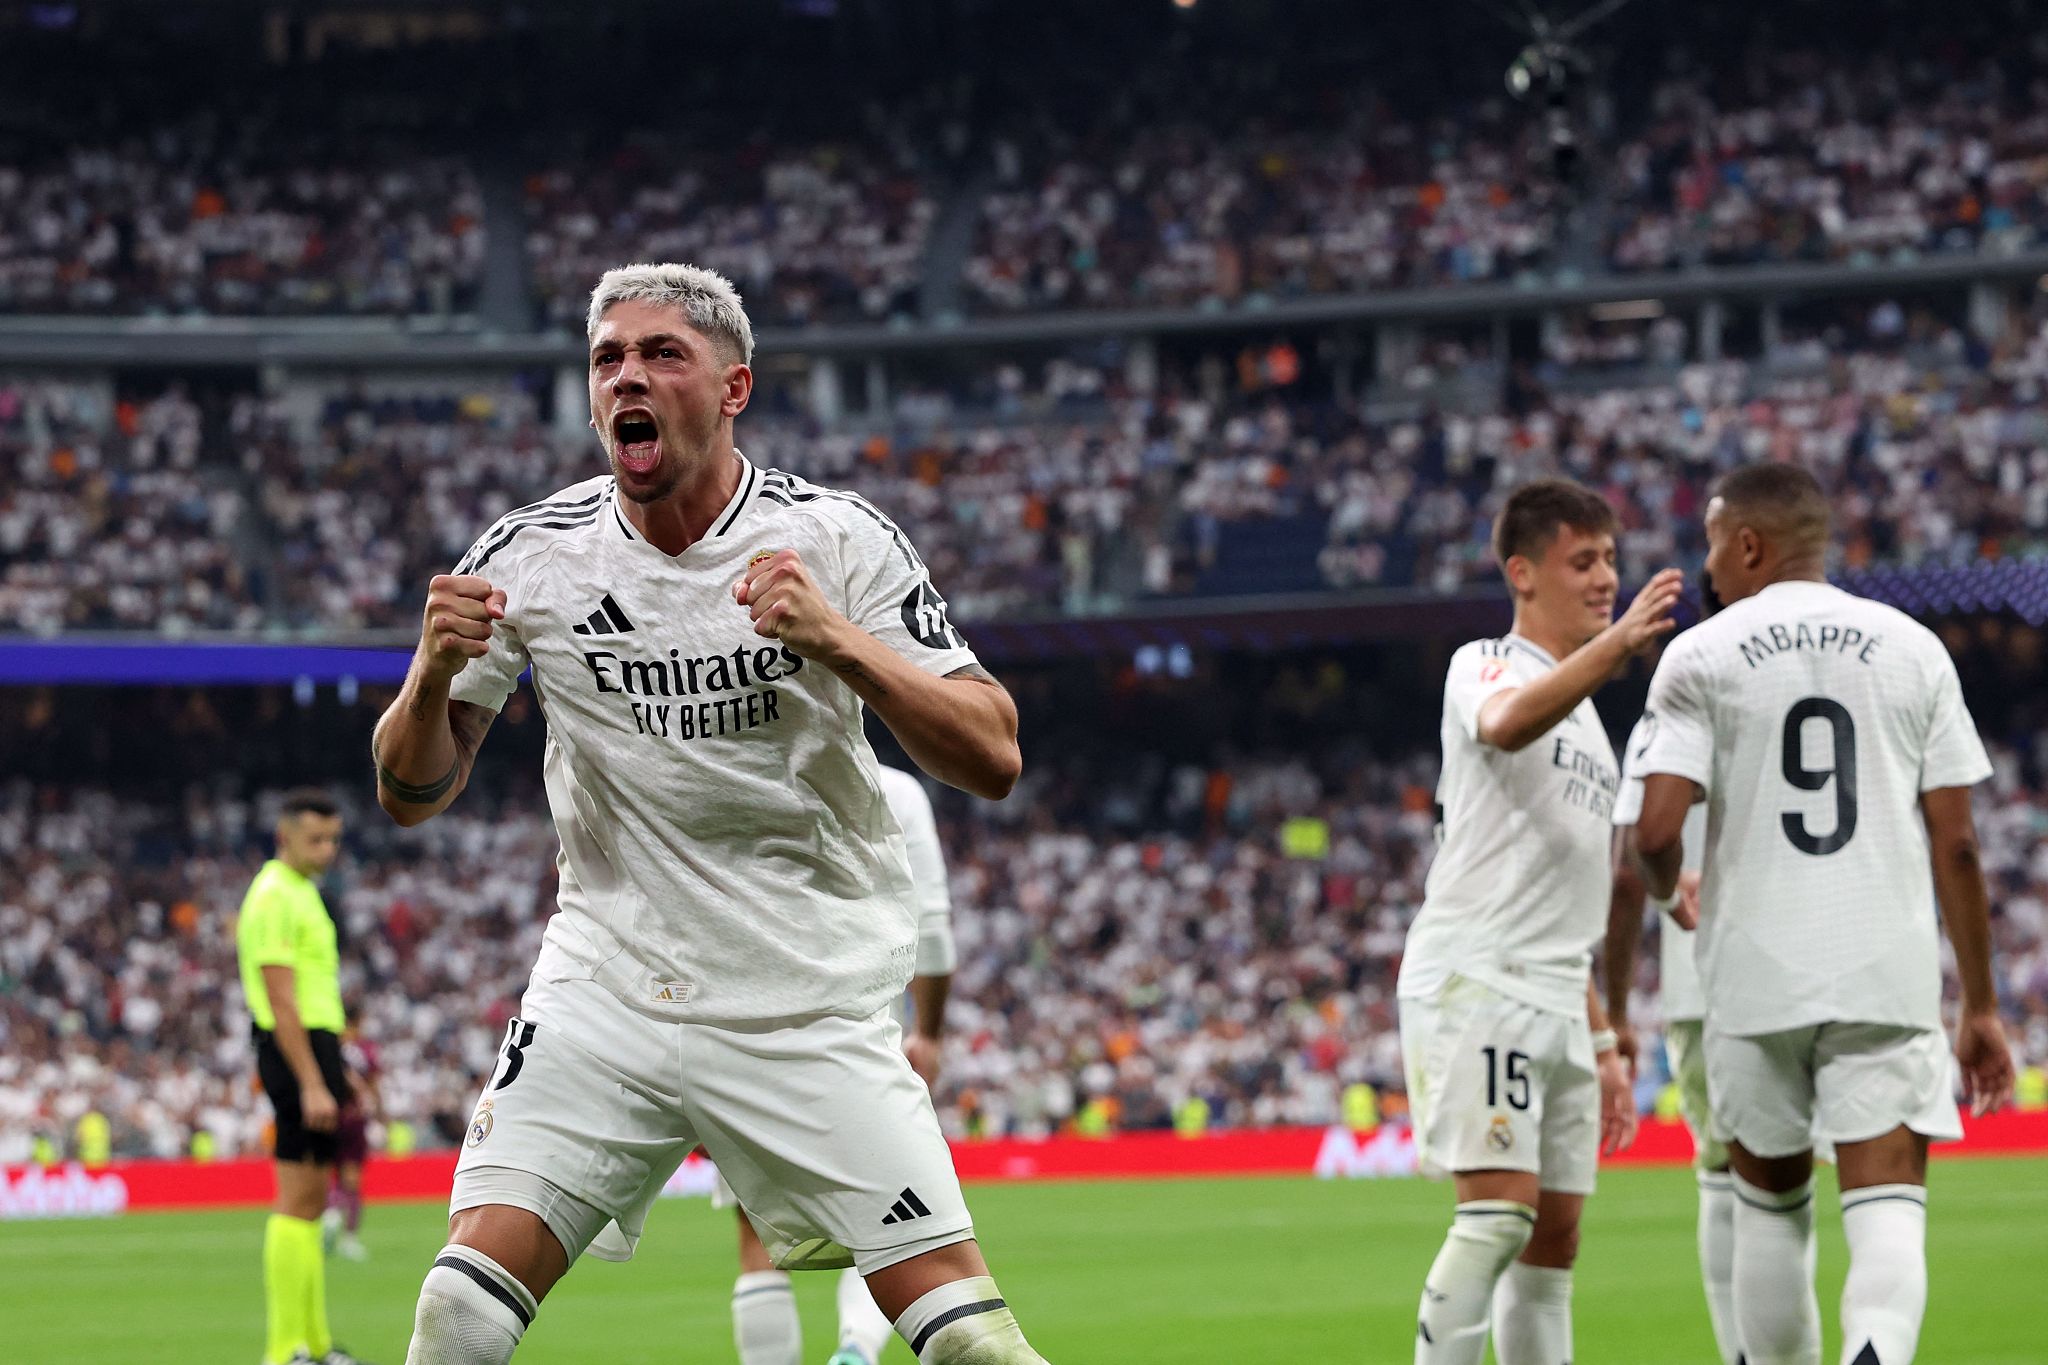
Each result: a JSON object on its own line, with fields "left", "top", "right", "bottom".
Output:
{"left": 264, "top": 1213, "right": 325, "bottom": 1364}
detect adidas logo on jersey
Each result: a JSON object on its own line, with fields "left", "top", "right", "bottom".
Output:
{"left": 880, "top": 1187, "right": 932, "bottom": 1225}
{"left": 571, "top": 592, "right": 636, "bottom": 636}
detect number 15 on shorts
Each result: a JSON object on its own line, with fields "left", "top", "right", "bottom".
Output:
{"left": 1482, "top": 1046, "right": 1531, "bottom": 1110}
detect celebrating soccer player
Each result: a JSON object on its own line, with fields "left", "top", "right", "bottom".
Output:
{"left": 1400, "top": 480, "right": 1681, "bottom": 1365}
{"left": 235, "top": 788, "right": 372, "bottom": 1365}
{"left": 1632, "top": 463, "right": 2014, "bottom": 1365}
{"left": 371, "top": 263, "right": 1047, "bottom": 1365}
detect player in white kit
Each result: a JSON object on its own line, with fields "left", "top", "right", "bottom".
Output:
{"left": 1607, "top": 718, "right": 1735, "bottom": 1363}
{"left": 371, "top": 264, "right": 1050, "bottom": 1365}
{"left": 1401, "top": 480, "right": 1681, "bottom": 1365}
{"left": 1633, "top": 463, "right": 2014, "bottom": 1365}
{"left": 720, "top": 762, "right": 958, "bottom": 1365}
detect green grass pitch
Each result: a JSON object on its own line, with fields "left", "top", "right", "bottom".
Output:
{"left": 5, "top": 1159, "right": 2045, "bottom": 1363}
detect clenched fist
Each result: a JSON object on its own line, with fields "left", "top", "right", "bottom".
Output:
{"left": 733, "top": 549, "right": 849, "bottom": 660}
{"left": 420, "top": 574, "right": 507, "bottom": 682}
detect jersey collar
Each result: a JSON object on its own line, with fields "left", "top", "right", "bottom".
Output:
{"left": 610, "top": 452, "right": 762, "bottom": 553}
{"left": 1505, "top": 633, "right": 1560, "bottom": 669}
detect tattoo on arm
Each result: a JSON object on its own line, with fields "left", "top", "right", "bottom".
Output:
{"left": 834, "top": 660, "right": 888, "bottom": 696}
{"left": 375, "top": 701, "right": 495, "bottom": 807}
{"left": 377, "top": 759, "right": 459, "bottom": 805}
{"left": 448, "top": 701, "right": 496, "bottom": 760}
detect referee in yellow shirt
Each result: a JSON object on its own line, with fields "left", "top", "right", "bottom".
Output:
{"left": 236, "top": 789, "right": 370, "bottom": 1365}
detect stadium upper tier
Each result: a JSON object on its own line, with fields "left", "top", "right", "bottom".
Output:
{"left": 6, "top": 320, "right": 2048, "bottom": 634}
{"left": 4, "top": 36, "right": 2048, "bottom": 323}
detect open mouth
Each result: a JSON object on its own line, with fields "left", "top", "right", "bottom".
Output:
{"left": 612, "top": 411, "right": 660, "bottom": 475}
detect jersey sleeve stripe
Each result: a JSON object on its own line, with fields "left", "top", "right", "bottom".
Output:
{"left": 453, "top": 488, "right": 610, "bottom": 573}
{"left": 459, "top": 506, "right": 606, "bottom": 576}
{"left": 757, "top": 470, "right": 924, "bottom": 573}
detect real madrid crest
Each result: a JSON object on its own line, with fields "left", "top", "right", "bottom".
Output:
{"left": 1486, "top": 1114, "right": 1514, "bottom": 1154}
{"left": 467, "top": 1099, "right": 495, "bottom": 1148}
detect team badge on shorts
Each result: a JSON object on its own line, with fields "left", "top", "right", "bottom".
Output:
{"left": 466, "top": 1100, "right": 495, "bottom": 1148}
{"left": 1486, "top": 1115, "right": 1514, "bottom": 1154}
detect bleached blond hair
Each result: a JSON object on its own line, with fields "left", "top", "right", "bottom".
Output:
{"left": 586, "top": 263, "right": 755, "bottom": 365}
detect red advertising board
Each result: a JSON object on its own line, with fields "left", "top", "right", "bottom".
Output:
{"left": 5, "top": 1111, "right": 2045, "bottom": 1220}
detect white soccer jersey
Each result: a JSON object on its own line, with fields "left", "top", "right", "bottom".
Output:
{"left": 877, "top": 763, "right": 955, "bottom": 977}
{"left": 447, "top": 456, "right": 979, "bottom": 1023}
{"left": 1613, "top": 717, "right": 1708, "bottom": 1022}
{"left": 1400, "top": 635, "right": 1620, "bottom": 1016}
{"left": 1637, "top": 580, "right": 1991, "bottom": 1037}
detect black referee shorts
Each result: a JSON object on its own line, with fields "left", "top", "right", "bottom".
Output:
{"left": 253, "top": 1026, "right": 353, "bottom": 1165}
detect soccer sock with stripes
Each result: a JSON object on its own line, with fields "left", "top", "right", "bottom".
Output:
{"left": 1698, "top": 1171, "right": 1741, "bottom": 1365}
{"left": 892, "top": 1275, "right": 1048, "bottom": 1364}
{"left": 1415, "top": 1201, "right": 1536, "bottom": 1365}
{"left": 732, "top": 1270, "right": 801, "bottom": 1365}
{"left": 837, "top": 1266, "right": 897, "bottom": 1364}
{"left": 1731, "top": 1174, "right": 1821, "bottom": 1365}
{"left": 263, "top": 1213, "right": 321, "bottom": 1364}
{"left": 1839, "top": 1184, "right": 1928, "bottom": 1365}
{"left": 405, "top": 1245, "right": 535, "bottom": 1365}
{"left": 1490, "top": 1260, "right": 1572, "bottom": 1365}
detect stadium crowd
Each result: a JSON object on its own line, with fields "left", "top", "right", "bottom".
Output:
{"left": 1606, "top": 49, "right": 2048, "bottom": 274}
{"left": 0, "top": 121, "right": 484, "bottom": 317}
{"left": 9, "top": 308, "right": 2048, "bottom": 632}
{"left": 523, "top": 137, "right": 935, "bottom": 331}
{"left": 6, "top": 24, "right": 2048, "bottom": 321}
{"left": 4, "top": 637, "right": 2047, "bottom": 1161}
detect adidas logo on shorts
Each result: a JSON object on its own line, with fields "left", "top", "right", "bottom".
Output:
{"left": 880, "top": 1187, "right": 931, "bottom": 1225}
{"left": 570, "top": 592, "right": 636, "bottom": 636}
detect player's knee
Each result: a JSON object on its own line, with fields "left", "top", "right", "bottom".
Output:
{"left": 1521, "top": 1217, "right": 1579, "bottom": 1268}
{"left": 406, "top": 1246, "right": 535, "bottom": 1365}
{"left": 1446, "top": 1201, "right": 1536, "bottom": 1273}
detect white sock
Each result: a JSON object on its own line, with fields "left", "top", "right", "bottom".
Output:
{"left": 1490, "top": 1261, "right": 1572, "bottom": 1365}
{"left": 1839, "top": 1184, "right": 1928, "bottom": 1365}
{"left": 1415, "top": 1201, "right": 1535, "bottom": 1365}
{"left": 1732, "top": 1174, "right": 1821, "bottom": 1365}
{"left": 838, "top": 1267, "right": 897, "bottom": 1363}
{"left": 1699, "top": 1171, "right": 1741, "bottom": 1365}
{"left": 405, "top": 1245, "right": 534, "bottom": 1365}
{"left": 893, "top": 1275, "right": 1047, "bottom": 1364}
{"left": 732, "top": 1270, "right": 801, "bottom": 1365}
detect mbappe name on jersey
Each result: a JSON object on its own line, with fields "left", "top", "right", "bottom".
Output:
{"left": 581, "top": 642, "right": 806, "bottom": 742}
{"left": 1736, "top": 620, "right": 1884, "bottom": 670}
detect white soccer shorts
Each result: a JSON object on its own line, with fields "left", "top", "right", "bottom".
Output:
{"left": 1663, "top": 1019, "right": 1727, "bottom": 1172}
{"left": 1399, "top": 975, "right": 1600, "bottom": 1195}
{"left": 1704, "top": 1021, "right": 1963, "bottom": 1159}
{"left": 451, "top": 973, "right": 973, "bottom": 1273}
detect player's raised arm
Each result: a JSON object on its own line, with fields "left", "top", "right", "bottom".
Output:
{"left": 1475, "top": 567, "right": 1683, "bottom": 752}
{"left": 736, "top": 548, "right": 1021, "bottom": 800}
{"left": 371, "top": 573, "right": 505, "bottom": 825}
{"left": 1921, "top": 786, "right": 2014, "bottom": 1116}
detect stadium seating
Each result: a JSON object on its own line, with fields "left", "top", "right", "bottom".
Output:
{"left": 9, "top": 320, "right": 2048, "bottom": 633}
